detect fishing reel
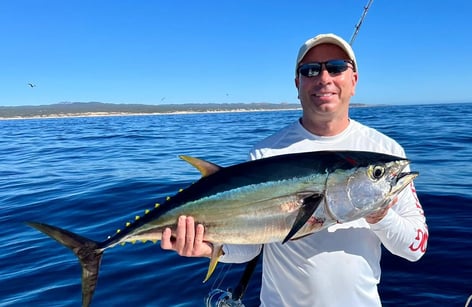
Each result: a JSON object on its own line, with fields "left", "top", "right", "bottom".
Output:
{"left": 204, "top": 288, "right": 245, "bottom": 307}
{"left": 205, "top": 248, "right": 262, "bottom": 307}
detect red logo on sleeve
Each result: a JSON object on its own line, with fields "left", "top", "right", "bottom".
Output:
{"left": 409, "top": 228, "right": 428, "bottom": 253}
{"left": 408, "top": 182, "right": 428, "bottom": 253}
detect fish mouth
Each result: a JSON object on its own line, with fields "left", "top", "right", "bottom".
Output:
{"left": 392, "top": 171, "right": 419, "bottom": 195}
{"left": 387, "top": 159, "right": 419, "bottom": 196}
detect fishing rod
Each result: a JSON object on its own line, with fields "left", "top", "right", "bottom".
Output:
{"left": 205, "top": 2, "right": 374, "bottom": 306}
{"left": 350, "top": 0, "right": 374, "bottom": 45}
{"left": 205, "top": 250, "right": 262, "bottom": 307}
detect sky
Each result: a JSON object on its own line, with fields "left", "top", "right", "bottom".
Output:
{"left": 1, "top": 0, "right": 472, "bottom": 106}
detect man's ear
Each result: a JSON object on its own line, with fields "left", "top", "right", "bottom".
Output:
{"left": 351, "top": 72, "right": 358, "bottom": 96}
{"left": 294, "top": 77, "right": 301, "bottom": 99}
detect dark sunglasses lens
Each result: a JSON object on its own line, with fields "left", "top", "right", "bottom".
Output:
{"left": 325, "top": 60, "right": 349, "bottom": 74}
{"left": 299, "top": 63, "right": 321, "bottom": 77}
{"left": 299, "top": 60, "right": 350, "bottom": 77}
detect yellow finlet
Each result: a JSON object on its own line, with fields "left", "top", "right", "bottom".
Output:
{"left": 179, "top": 155, "right": 222, "bottom": 177}
{"left": 203, "top": 244, "right": 224, "bottom": 283}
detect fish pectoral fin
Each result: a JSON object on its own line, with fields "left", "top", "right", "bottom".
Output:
{"left": 179, "top": 155, "right": 223, "bottom": 177}
{"left": 203, "top": 244, "right": 224, "bottom": 283}
{"left": 282, "top": 193, "right": 323, "bottom": 244}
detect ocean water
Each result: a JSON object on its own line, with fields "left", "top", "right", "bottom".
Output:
{"left": 0, "top": 103, "right": 471, "bottom": 307}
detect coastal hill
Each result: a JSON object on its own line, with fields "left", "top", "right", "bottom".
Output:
{"left": 0, "top": 101, "right": 367, "bottom": 119}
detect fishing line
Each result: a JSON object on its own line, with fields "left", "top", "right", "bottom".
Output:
{"left": 210, "top": 262, "right": 233, "bottom": 290}
{"left": 204, "top": 2, "right": 375, "bottom": 306}
{"left": 349, "top": 0, "right": 374, "bottom": 45}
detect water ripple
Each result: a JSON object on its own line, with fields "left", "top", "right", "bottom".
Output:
{"left": 1, "top": 105, "right": 471, "bottom": 306}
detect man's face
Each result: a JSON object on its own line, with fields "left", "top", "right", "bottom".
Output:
{"left": 295, "top": 44, "right": 358, "bottom": 118}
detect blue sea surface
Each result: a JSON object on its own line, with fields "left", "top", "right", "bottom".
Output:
{"left": 1, "top": 103, "right": 471, "bottom": 306}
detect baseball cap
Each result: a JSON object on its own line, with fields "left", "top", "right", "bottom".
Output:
{"left": 295, "top": 33, "right": 357, "bottom": 76}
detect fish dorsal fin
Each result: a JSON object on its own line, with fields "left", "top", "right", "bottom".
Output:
{"left": 203, "top": 244, "right": 224, "bottom": 282}
{"left": 179, "top": 155, "right": 222, "bottom": 177}
{"left": 282, "top": 193, "right": 323, "bottom": 244}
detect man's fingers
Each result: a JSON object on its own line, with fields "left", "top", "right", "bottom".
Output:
{"left": 160, "top": 215, "right": 211, "bottom": 257}
{"left": 160, "top": 227, "right": 173, "bottom": 250}
{"left": 194, "top": 223, "right": 205, "bottom": 250}
{"left": 183, "top": 216, "right": 196, "bottom": 256}
{"left": 174, "top": 215, "right": 188, "bottom": 253}
{"left": 389, "top": 196, "right": 398, "bottom": 208}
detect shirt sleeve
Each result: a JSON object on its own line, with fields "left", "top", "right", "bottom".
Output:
{"left": 218, "top": 244, "right": 263, "bottom": 263}
{"left": 369, "top": 182, "right": 428, "bottom": 261}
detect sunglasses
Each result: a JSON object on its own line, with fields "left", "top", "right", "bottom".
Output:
{"left": 298, "top": 60, "right": 354, "bottom": 77}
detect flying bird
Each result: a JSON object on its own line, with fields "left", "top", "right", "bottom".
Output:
{"left": 28, "top": 83, "right": 36, "bottom": 88}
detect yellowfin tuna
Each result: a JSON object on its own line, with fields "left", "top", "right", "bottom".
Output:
{"left": 27, "top": 150, "right": 418, "bottom": 307}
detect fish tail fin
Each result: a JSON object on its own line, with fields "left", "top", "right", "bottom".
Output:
{"left": 203, "top": 244, "right": 224, "bottom": 283}
{"left": 26, "top": 221, "right": 103, "bottom": 307}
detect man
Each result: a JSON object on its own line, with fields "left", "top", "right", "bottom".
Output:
{"left": 161, "top": 33, "right": 428, "bottom": 306}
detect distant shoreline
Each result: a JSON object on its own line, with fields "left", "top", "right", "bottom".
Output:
{"left": 0, "top": 108, "right": 302, "bottom": 121}
{"left": 0, "top": 101, "right": 373, "bottom": 120}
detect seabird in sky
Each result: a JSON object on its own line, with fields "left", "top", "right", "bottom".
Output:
{"left": 28, "top": 83, "right": 36, "bottom": 88}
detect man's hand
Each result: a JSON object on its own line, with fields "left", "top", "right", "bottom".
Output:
{"left": 366, "top": 197, "right": 398, "bottom": 224}
{"left": 160, "top": 215, "right": 213, "bottom": 258}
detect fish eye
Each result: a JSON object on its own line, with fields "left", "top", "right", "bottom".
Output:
{"left": 371, "top": 165, "right": 385, "bottom": 180}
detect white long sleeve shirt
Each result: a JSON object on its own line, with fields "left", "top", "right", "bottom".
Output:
{"left": 219, "top": 119, "right": 428, "bottom": 307}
